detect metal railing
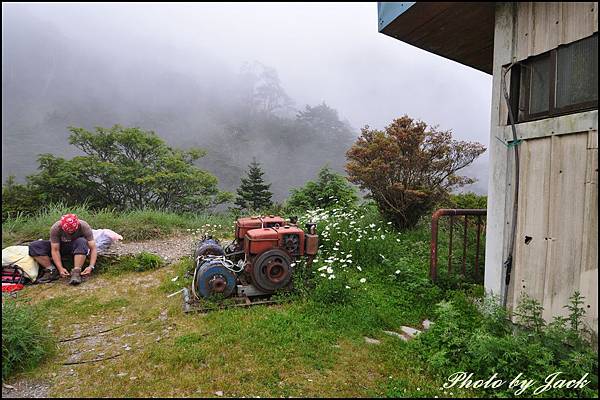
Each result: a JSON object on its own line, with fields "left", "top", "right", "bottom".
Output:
{"left": 430, "top": 209, "right": 487, "bottom": 282}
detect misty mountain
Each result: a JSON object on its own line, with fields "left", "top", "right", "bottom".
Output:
{"left": 2, "top": 5, "right": 488, "bottom": 203}
{"left": 2, "top": 6, "right": 358, "bottom": 202}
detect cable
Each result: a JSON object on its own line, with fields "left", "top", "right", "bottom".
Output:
{"left": 500, "top": 62, "right": 521, "bottom": 308}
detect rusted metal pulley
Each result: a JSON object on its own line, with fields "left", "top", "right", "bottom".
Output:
{"left": 251, "top": 249, "right": 293, "bottom": 293}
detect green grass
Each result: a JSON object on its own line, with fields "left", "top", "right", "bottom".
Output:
{"left": 1, "top": 203, "right": 234, "bottom": 247}
{"left": 2, "top": 203, "right": 597, "bottom": 398}
{"left": 2, "top": 299, "right": 55, "bottom": 380}
{"left": 99, "top": 252, "right": 165, "bottom": 275}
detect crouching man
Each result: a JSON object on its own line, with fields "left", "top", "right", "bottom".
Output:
{"left": 29, "top": 213, "right": 97, "bottom": 285}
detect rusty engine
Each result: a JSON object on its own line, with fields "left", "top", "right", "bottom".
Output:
{"left": 192, "top": 216, "right": 318, "bottom": 299}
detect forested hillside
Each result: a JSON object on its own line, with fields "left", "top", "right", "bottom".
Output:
{"left": 2, "top": 7, "right": 355, "bottom": 201}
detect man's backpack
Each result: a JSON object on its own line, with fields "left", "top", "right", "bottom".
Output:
{"left": 2, "top": 264, "right": 27, "bottom": 292}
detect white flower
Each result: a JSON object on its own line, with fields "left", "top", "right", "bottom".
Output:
{"left": 320, "top": 273, "right": 326, "bottom": 277}
{"left": 318, "top": 266, "right": 327, "bottom": 271}
{"left": 396, "top": 239, "right": 401, "bottom": 242}
{"left": 395, "top": 270, "right": 401, "bottom": 274}
{"left": 387, "top": 222, "right": 393, "bottom": 225}
{"left": 328, "top": 274, "right": 335, "bottom": 280}
{"left": 356, "top": 238, "right": 361, "bottom": 242}
{"left": 326, "top": 267, "right": 333, "bottom": 274}
{"left": 357, "top": 266, "right": 362, "bottom": 271}
{"left": 345, "top": 285, "right": 351, "bottom": 289}
{"left": 369, "top": 223, "right": 376, "bottom": 228}
{"left": 381, "top": 235, "right": 385, "bottom": 240}
{"left": 360, "top": 278, "right": 366, "bottom": 283}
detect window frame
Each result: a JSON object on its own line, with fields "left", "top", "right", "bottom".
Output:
{"left": 510, "top": 33, "right": 598, "bottom": 124}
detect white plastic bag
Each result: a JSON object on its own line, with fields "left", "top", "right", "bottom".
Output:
{"left": 92, "top": 229, "right": 123, "bottom": 253}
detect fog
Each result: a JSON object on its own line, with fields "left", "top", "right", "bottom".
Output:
{"left": 2, "top": 3, "right": 492, "bottom": 200}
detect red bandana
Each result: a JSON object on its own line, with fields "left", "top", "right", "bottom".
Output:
{"left": 60, "top": 214, "right": 80, "bottom": 234}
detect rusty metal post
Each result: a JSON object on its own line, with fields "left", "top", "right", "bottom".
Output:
{"left": 462, "top": 215, "right": 468, "bottom": 276}
{"left": 430, "top": 209, "right": 486, "bottom": 282}
{"left": 448, "top": 215, "right": 454, "bottom": 273}
{"left": 430, "top": 213, "right": 440, "bottom": 281}
{"left": 475, "top": 215, "right": 482, "bottom": 276}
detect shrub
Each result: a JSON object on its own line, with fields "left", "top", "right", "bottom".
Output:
{"left": 448, "top": 192, "right": 487, "bottom": 209}
{"left": 286, "top": 166, "right": 358, "bottom": 212}
{"left": 411, "top": 292, "right": 598, "bottom": 398}
{"left": 345, "top": 115, "right": 485, "bottom": 229}
{"left": 1, "top": 176, "right": 45, "bottom": 221}
{"left": 2, "top": 299, "right": 54, "bottom": 380}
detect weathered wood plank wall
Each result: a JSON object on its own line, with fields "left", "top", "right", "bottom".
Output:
{"left": 507, "top": 3, "right": 598, "bottom": 333}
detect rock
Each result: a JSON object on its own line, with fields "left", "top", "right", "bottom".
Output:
{"left": 364, "top": 337, "right": 381, "bottom": 345}
{"left": 159, "top": 309, "right": 168, "bottom": 322}
{"left": 422, "top": 319, "right": 434, "bottom": 330}
{"left": 383, "top": 330, "right": 409, "bottom": 341}
{"left": 400, "top": 326, "right": 422, "bottom": 338}
{"left": 215, "top": 391, "right": 224, "bottom": 396}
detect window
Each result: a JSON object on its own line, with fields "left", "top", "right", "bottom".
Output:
{"left": 509, "top": 33, "right": 598, "bottom": 123}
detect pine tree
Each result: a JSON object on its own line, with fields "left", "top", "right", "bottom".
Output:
{"left": 235, "top": 159, "right": 273, "bottom": 211}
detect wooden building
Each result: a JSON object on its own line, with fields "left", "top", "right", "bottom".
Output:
{"left": 378, "top": 2, "right": 598, "bottom": 334}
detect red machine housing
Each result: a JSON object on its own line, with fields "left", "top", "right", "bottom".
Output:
{"left": 244, "top": 226, "right": 306, "bottom": 257}
{"left": 235, "top": 216, "right": 286, "bottom": 241}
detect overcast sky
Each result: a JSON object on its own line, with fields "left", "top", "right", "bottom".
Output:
{"left": 4, "top": 2, "right": 492, "bottom": 142}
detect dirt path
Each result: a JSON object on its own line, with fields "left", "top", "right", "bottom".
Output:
{"left": 105, "top": 234, "right": 199, "bottom": 264}
{"left": 3, "top": 234, "right": 199, "bottom": 398}
{"left": 2, "top": 381, "right": 50, "bottom": 398}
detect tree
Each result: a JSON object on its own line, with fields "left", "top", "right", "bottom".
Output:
{"left": 15, "top": 125, "right": 231, "bottom": 212}
{"left": 286, "top": 166, "right": 358, "bottom": 211}
{"left": 235, "top": 159, "right": 273, "bottom": 211}
{"left": 237, "top": 62, "right": 294, "bottom": 116}
{"left": 345, "top": 116, "right": 486, "bottom": 229}
{"left": 296, "top": 102, "right": 352, "bottom": 138}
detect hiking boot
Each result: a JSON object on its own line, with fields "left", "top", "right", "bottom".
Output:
{"left": 37, "top": 266, "right": 59, "bottom": 284}
{"left": 69, "top": 268, "right": 82, "bottom": 285}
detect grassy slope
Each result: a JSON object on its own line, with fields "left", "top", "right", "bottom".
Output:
{"left": 3, "top": 205, "right": 479, "bottom": 397}
{"left": 2, "top": 204, "right": 233, "bottom": 247}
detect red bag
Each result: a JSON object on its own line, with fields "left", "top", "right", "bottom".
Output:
{"left": 2, "top": 264, "right": 26, "bottom": 292}
{"left": 2, "top": 283, "right": 25, "bottom": 292}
